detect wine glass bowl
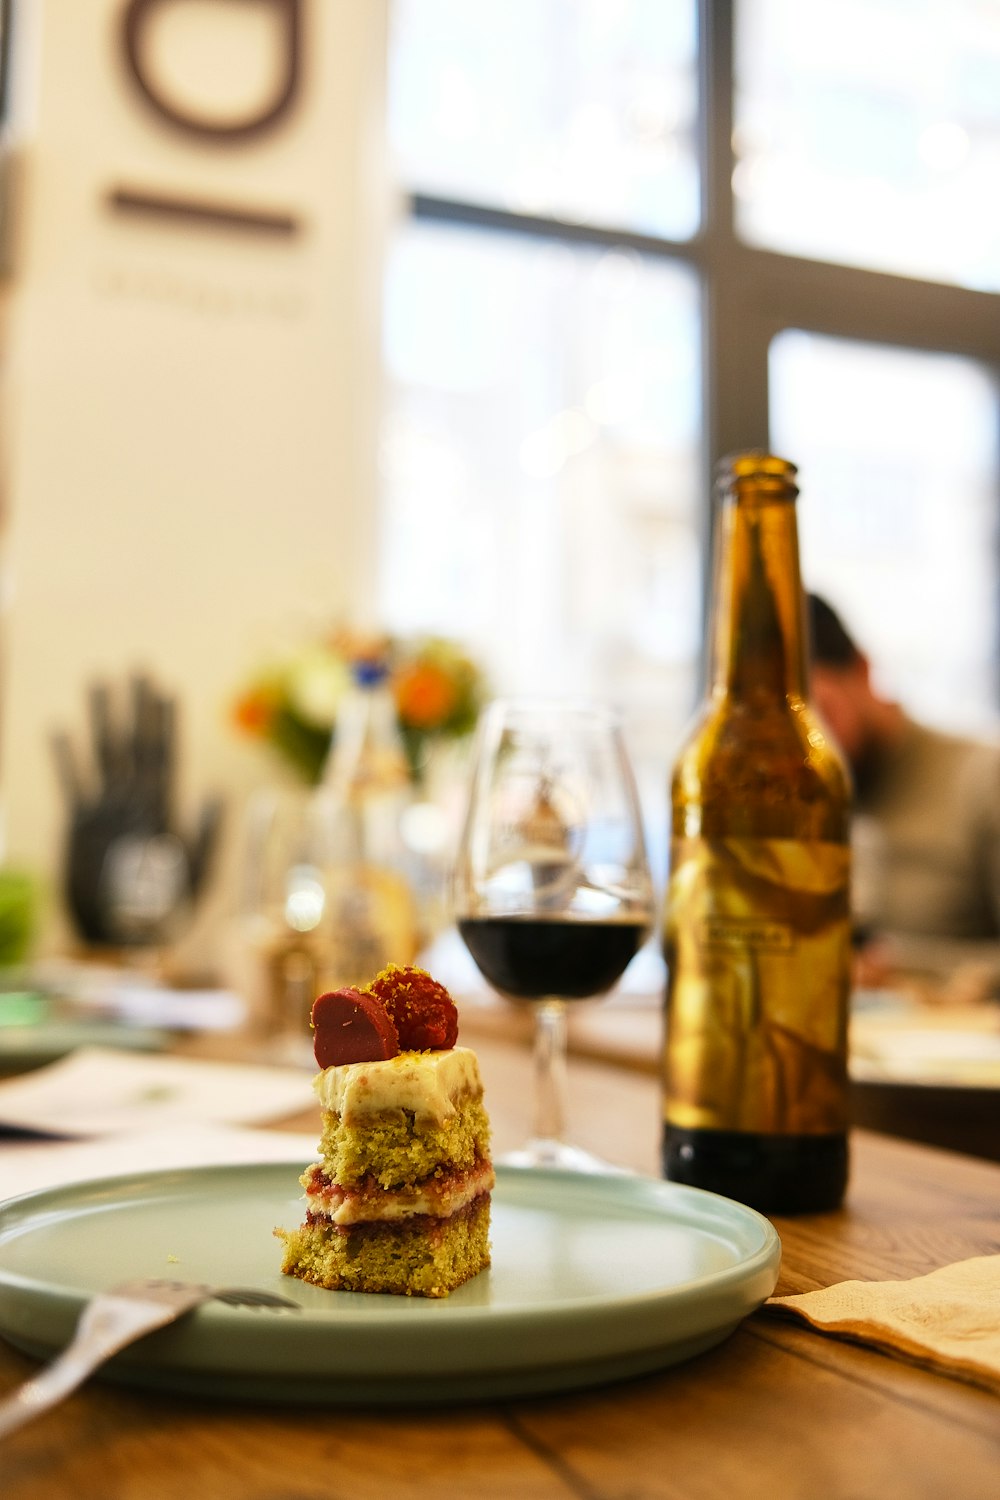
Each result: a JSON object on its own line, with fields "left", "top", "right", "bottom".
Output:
{"left": 454, "top": 699, "right": 653, "bottom": 1168}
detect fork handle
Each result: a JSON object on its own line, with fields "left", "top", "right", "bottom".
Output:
{"left": 0, "top": 1288, "right": 208, "bottom": 1439}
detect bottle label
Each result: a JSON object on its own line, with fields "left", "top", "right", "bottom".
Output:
{"left": 664, "top": 836, "right": 850, "bottom": 1135}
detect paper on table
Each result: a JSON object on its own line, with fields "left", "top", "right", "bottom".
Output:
{"left": 0, "top": 1047, "right": 313, "bottom": 1138}
{"left": 850, "top": 1023, "right": 1000, "bottom": 1085}
{"left": 95, "top": 986, "right": 247, "bottom": 1033}
{"left": 1, "top": 1123, "right": 318, "bottom": 1202}
{"left": 31, "top": 960, "right": 247, "bottom": 1034}
{"left": 765, "top": 1256, "right": 1000, "bottom": 1395}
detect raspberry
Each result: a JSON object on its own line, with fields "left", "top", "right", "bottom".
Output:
{"left": 367, "top": 965, "right": 458, "bottom": 1052}
{"left": 311, "top": 987, "right": 400, "bottom": 1068}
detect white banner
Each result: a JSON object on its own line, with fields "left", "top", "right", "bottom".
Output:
{"left": 1, "top": 0, "right": 389, "bottom": 961}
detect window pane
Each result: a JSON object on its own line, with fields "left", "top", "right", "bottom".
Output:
{"left": 389, "top": 0, "right": 700, "bottom": 240}
{"left": 770, "top": 330, "right": 1000, "bottom": 731}
{"left": 735, "top": 0, "right": 1000, "bottom": 291}
{"left": 379, "top": 219, "right": 702, "bottom": 764}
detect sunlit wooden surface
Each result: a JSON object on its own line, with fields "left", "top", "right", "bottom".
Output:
{"left": 465, "top": 993, "right": 1000, "bottom": 1163}
{"left": 2, "top": 1029, "right": 999, "bottom": 1500}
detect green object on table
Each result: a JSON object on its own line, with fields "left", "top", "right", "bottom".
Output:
{"left": 0, "top": 1020, "right": 169, "bottom": 1075}
{"left": 0, "top": 871, "right": 38, "bottom": 966}
{"left": 0, "top": 992, "right": 48, "bottom": 1028}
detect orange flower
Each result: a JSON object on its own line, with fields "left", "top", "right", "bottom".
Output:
{"left": 232, "top": 688, "right": 276, "bottom": 735}
{"left": 394, "top": 662, "right": 458, "bottom": 730}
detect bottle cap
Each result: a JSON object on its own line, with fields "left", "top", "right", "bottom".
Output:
{"left": 721, "top": 450, "right": 797, "bottom": 479}
{"left": 717, "top": 450, "right": 798, "bottom": 502}
{"left": 352, "top": 658, "right": 389, "bottom": 688}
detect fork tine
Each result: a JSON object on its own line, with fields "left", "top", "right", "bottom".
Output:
{"left": 0, "top": 1279, "right": 299, "bottom": 1440}
{"left": 111, "top": 1278, "right": 214, "bottom": 1302}
{"left": 0, "top": 1279, "right": 216, "bottom": 1440}
{"left": 212, "top": 1288, "right": 300, "bottom": 1310}
{"left": 109, "top": 1279, "right": 298, "bottom": 1311}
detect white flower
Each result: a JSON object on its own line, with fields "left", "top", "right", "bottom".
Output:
{"left": 287, "top": 648, "right": 351, "bottom": 729}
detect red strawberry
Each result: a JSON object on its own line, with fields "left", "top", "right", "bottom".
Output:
{"left": 367, "top": 965, "right": 458, "bottom": 1052}
{"left": 311, "top": 987, "right": 399, "bottom": 1068}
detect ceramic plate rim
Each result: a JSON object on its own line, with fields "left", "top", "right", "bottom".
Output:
{"left": 0, "top": 1161, "right": 779, "bottom": 1312}
{"left": 0, "top": 1162, "right": 782, "bottom": 1401}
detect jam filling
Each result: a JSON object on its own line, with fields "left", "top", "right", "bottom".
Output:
{"left": 304, "top": 1193, "right": 485, "bottom": 1240}
{"left": 304, "top": 1155, "right": 491, "bottom": 1208}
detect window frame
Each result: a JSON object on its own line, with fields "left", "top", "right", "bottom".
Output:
{"left": 400, "top": 0, "right": 1000, "bottom": 647}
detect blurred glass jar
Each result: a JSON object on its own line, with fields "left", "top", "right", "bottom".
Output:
{"left": 242, "top": 662, "right": 423, "bottom": 1053}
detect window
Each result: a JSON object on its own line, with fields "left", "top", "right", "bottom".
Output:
{"left": 734, "top": 0, "right": 1000, "bottom": 292}
{"left": 388, "top": 0, "right": 701, "bottom": 238}
{"left": 771, "top": 331, "right": 999, "bottom": 731}
{"left": 381, "top": 223, "right": 701, "bottom": 712}
{"left": 380, "top": 0, "right": 1000, "bottom": 804}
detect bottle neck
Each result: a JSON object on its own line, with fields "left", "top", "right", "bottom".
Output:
{"left": 708, "top": 481, "right": 808, "bottom": 704}
{"left": 322, "top": 681, "right": 409, "bottom": 797}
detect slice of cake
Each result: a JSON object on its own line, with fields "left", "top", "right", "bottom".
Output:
{"left": 276, "top": 965, "right": 493, "bottom": 1298}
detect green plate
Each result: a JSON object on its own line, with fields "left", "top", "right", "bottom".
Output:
{"left": 0, "top": 1164, "right": 780, "bottom": 1404}
{"left": 0, "top": 1020, "right": 169, "bottom": 1077}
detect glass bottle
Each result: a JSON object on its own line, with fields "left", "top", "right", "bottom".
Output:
{"left": 662, "top": 452, "right": 852, "bottom": 1213}
{"left": 311, "top": 657, "right": 421, "bottom": 991}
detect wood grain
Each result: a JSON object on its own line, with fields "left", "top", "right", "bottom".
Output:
{"left": 1, "top": 1033, "right": 998, "bottom": 1500}
{"left": 460, "top": 994, "right": 1000, "bottom": 1163}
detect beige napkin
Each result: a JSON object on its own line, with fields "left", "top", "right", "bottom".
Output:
{"left": 765, "top": 1255, "right": 1000, "bottom": 1395}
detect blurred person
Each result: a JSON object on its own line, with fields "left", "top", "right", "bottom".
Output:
{"left": 808, "top": 594, "right": 1000, "bottom": 1002}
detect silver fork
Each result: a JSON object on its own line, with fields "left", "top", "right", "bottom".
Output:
{"left": 0, "top": 1277, "right": 299, "bottom": 1439}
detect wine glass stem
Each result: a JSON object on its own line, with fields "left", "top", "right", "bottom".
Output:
{"left": 531, "top": 998, "right": 568, "bottom": 1158}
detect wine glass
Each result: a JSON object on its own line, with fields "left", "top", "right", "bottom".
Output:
{"left": 453, "top": 699, "right": 653, "bottom": 1170}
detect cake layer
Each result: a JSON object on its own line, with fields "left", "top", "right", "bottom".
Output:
{"left": 302, "top": 1156, "right": 495, "bottom": 1225}
{"left": 313, "top": 1047, "right": 483, "bottom": 1126}
{"left": 277, "top": 1195, "right": 491, "bottom": 1298}
{"left": 317, "top": 1095, "right": 491, "bottom": 1189}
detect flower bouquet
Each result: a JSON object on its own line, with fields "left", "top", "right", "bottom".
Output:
{"left": 232, "top": 630, "right": 486, "bottom": 786}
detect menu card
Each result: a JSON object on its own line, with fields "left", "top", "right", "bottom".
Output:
{"left": 2, "top": 1123, "right": 318, "bottom": 1203}
{"left": 0, "top": 1047, "right": 312, "bottom": 1139}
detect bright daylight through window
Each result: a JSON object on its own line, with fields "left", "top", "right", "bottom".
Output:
{"left": 379, "top": 0, "right": 1000, "bottom": 830}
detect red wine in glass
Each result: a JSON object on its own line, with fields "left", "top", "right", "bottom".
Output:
{"left": 457, "top": 915, "right": 647, "bottom": 1001}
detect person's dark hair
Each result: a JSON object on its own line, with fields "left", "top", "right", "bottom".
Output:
{"left": 807, "top": 594, "right": 863, "bottom": 668}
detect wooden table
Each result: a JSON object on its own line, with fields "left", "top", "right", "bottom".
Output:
{"left": 466, "top": 993, "right": 1000, "bottom": 1163}
{"left": 2, "top": 1031, "right": 999, "bottom": 1500}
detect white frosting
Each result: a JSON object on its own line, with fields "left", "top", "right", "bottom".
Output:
{"left": 312, "top": 1046, "right": 483, "bottom": 1125}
